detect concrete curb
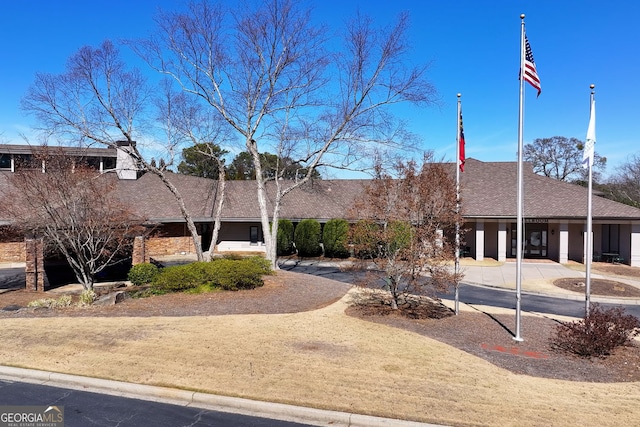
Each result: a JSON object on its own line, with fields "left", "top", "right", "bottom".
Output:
{"left": 0, "top": 366, "right": 444, "bottom": 427}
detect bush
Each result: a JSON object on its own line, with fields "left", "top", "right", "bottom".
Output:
{"left": 386, "top": 220, "right": 412, "bottom": 254}
{"left": 209, "top": 257, "right": 272, "bottom": 291}
{"left": 27, "top": 295, "right": 73, "bottom": 309}
{"left": 128, "top": 263, "right": 160, "bottom": 286}
{"left": 350, "top": 220, "right": 381, "bottom": 259}
{"left": 151, "top": 257, "right": 272, "bottom": 293}
{"left": 151, "top": 262, "right": 214, "bottom": 292}
{"left": 276, "top": 219, "right": 295, "bottom": 256}
{"left": 550, "top": 303, "right": 640, "bottom": 358}
{"left": 79, "top": 290, "right": 97, "bottom": 306}
{"left": 323, "top": 219, "right": 350, "bottom": 258}
{"left": 294, "top": 219, "right": 322, "bottom": 257}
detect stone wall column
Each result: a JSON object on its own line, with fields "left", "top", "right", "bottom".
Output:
{"left": 132, "top": 235, "right": 148, "bottom": 265}
{"left": 25, "top": 237, "right": 46, "bottom": 292}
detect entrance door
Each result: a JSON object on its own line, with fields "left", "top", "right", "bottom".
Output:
{"left": 510, "top": 223, "right": 548, "bottom": 258}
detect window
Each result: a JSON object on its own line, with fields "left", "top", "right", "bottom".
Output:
{"left": 602, "top": 224, "right": 620, "bottom": 253}
{"left": 0, "top": 154, "right": 11, "bottom": 170}
{"left": 250, "top": 226, "right": 259, "bottom": 245}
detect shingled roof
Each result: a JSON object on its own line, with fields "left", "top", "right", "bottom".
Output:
{"left": 114, "top": 172, "right": 218, "bottom": 222}
{"left": 115, "top": 161, "right": 640, "bottom": 222}
{"left": 460, "top": 158, "right": 640, "bottom": 219}
{"left": 3, "top": 158, "right": 639, "bottom": 225}
{"left": 113, "top": 173, "right": 368, "bottom": 222}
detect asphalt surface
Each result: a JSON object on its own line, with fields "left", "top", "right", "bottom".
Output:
{"left": 279, "top": 259, "right": 640, "bottom": 319}
{"left": 0, "top": 379, "right": 314, "bottom": 427}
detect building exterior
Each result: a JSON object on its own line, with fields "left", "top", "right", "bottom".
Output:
{"left": 2, "top": 143, "right": 640, "bottom": 290}
{"left": 459, "top": 158, "right": 640, "bottom": 266}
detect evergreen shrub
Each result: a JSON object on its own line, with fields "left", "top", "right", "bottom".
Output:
{"left": 323, "top": 219, "right": 350, "bottom": 258}
{"left": 350, "top": 219, "right": 380, "bottom": 259}
{"left": 209, "top": 257, "right": 271, "bottom": 290}
{"left": 151, "top": 258, "right": 271, "bottom": 293}
{"left": 277, "top": 219, "right": 295, "bottom": 255}
{"left": 127, "top": 263, "right": 160, "bottom": 286}
{"left": 152, "top": 262, "right": 214, "bottom": 292}
{"left": 294, "top": 219, "right": 322, "bottom": 257}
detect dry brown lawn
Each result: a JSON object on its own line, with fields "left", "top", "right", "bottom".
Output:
{"left": 1, "top": 284, "right": 640, "bottom": 427}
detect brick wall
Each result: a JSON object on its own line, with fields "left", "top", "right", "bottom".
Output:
{"left": 139, "top": 224, "right": 200, "bottom": 260}
{"left": 131, "top": 233, "right": 200, "bottom": 265}
{"left": 0, "top": 242, "right": 26, "bottom": 262}
{"left": 146, "top": 236, "right": 198, "bottom": 257}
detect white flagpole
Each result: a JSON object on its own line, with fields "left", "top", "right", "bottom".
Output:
{"left": 514, "top": 14, "right": 526, "bottom": 342}
{"left": 585, "top": 84, "right": 596, "bottom": 316}
{"left": 455, "top": 93, "right": 461, "bottom": 315}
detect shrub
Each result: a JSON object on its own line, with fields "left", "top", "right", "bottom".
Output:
{"left": 294, "top": 219, "right": 322, "bottom": 257}
{"left": 79, "top": 290, "right": 97, "bottom": 306}
{"left": 128, "top": 263, "right": 160, "bottom": 286}
{"left": 550, "top": 303, "right": 640, "bottom": 358}
{"left": 56, "top": 295, "right": 73, "bottom": 308}
{"left": 323, "top": 219, "right": 350, "bottom": 258}
{"left": 209, "top": 257, "right": 271, "bottom": 291}
{"left": 152, "top": 262, "right": 214, "bottom": 292}
{"left": 27, "top": 295, "right": 73, "bottom": 309}
{"left": 276, "top": 219, "right": 295, "bottom": 256}
{"left": 350, "top": 220, "right": 381, "bottom": 259}
{"left": 28, "top": 299, "right": 55, "bottom": 308}
{"left": 128, "top": 287, "right": 167, "bottom": 298}
{"left": 386, "top": 220, "right": 412, "bottom": 254}
{"left": 151, "top": 258, "right": 271, "bottom": 293}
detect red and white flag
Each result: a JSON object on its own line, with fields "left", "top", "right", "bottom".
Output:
{"left": 523, "top": 33, "right": 541, "bottom": 97}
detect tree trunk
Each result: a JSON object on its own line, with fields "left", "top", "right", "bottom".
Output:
{"left": 206, "top": 162, "right": 226, "bottom": 262}
{"left": 146, "top": 164, "right": 204, "bottom": 262}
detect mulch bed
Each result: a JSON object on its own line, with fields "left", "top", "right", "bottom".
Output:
{"left": 554, "top": 277, "right": 640, "bottom": 297}
{"left": 1, "top": 270, "right": 640, "bottom": 383}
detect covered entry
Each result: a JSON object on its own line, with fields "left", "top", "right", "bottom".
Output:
{"left": 510, "top": 221, "right": 548, "bottom": 258}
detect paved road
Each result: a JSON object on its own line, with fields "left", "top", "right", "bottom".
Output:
{"left": 282, "top": 263, "right": 640, "bottom": 318}
{"left": 0, "top": 379, "right": 313, "bottom": 427}
{"left": 444, "top": 283, "right": 640, "bottom": 318}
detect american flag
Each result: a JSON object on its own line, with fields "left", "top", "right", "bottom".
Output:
{"left": 523, "top": 34, "right": 541, "bottom": 97}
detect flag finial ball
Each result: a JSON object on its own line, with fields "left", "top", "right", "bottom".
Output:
{"left": 520, "top": 14, "right": 525, "bottom": 19}
{"left": 590, "top": 84, "right": 595, "bottom": 89}
{"left": 457, "top": 93, "right": 461, "bottom": 98}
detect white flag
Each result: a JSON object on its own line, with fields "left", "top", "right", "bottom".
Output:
{"left": 583, "top": 99, "right": 596, "bottom": 168}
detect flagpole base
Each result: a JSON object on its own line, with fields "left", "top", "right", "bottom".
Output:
{"left": 513, "top": 336, "right": 524, "bottom": 342}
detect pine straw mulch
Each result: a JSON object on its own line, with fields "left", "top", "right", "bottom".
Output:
{"left": 1, "top": 270, "right": 640, "bottom": 383}
{"left": 346, "top": 291, "right": 640, "bottom": 383}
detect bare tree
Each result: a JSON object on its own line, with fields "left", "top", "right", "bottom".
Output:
{"left": 157, "top": 84, "right": 233, "bottom": 259}
{"left": 349, "top": 154, "right": 461, "bottom": 310}
{"left": 524, "top": 136, "right": 606, "bottom": 182}
{"left": 133, "top": 0, "right": 436, "bottom": 268}
{"left": 20, "top": 40, "right": 210, "bottom": 261}
{"left": 597, "top": 154, "right": 640, "bottom": 208}
{"left": 0, "top": 151, "right": 145, "bottom": 290}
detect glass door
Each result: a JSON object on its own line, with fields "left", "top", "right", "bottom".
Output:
{"left": 510, "top": 223, "right": 548, "bottom": 258}
{"left": 526, "top": 229, "right": 547, "bottom": 257}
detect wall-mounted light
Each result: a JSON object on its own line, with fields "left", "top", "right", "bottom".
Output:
{"left": 551, "top": 229, "right": 555, "bottom": 235}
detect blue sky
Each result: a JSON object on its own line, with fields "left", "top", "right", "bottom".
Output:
{"left": 1, "top": 0, "right": 639, "bottom": 178}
